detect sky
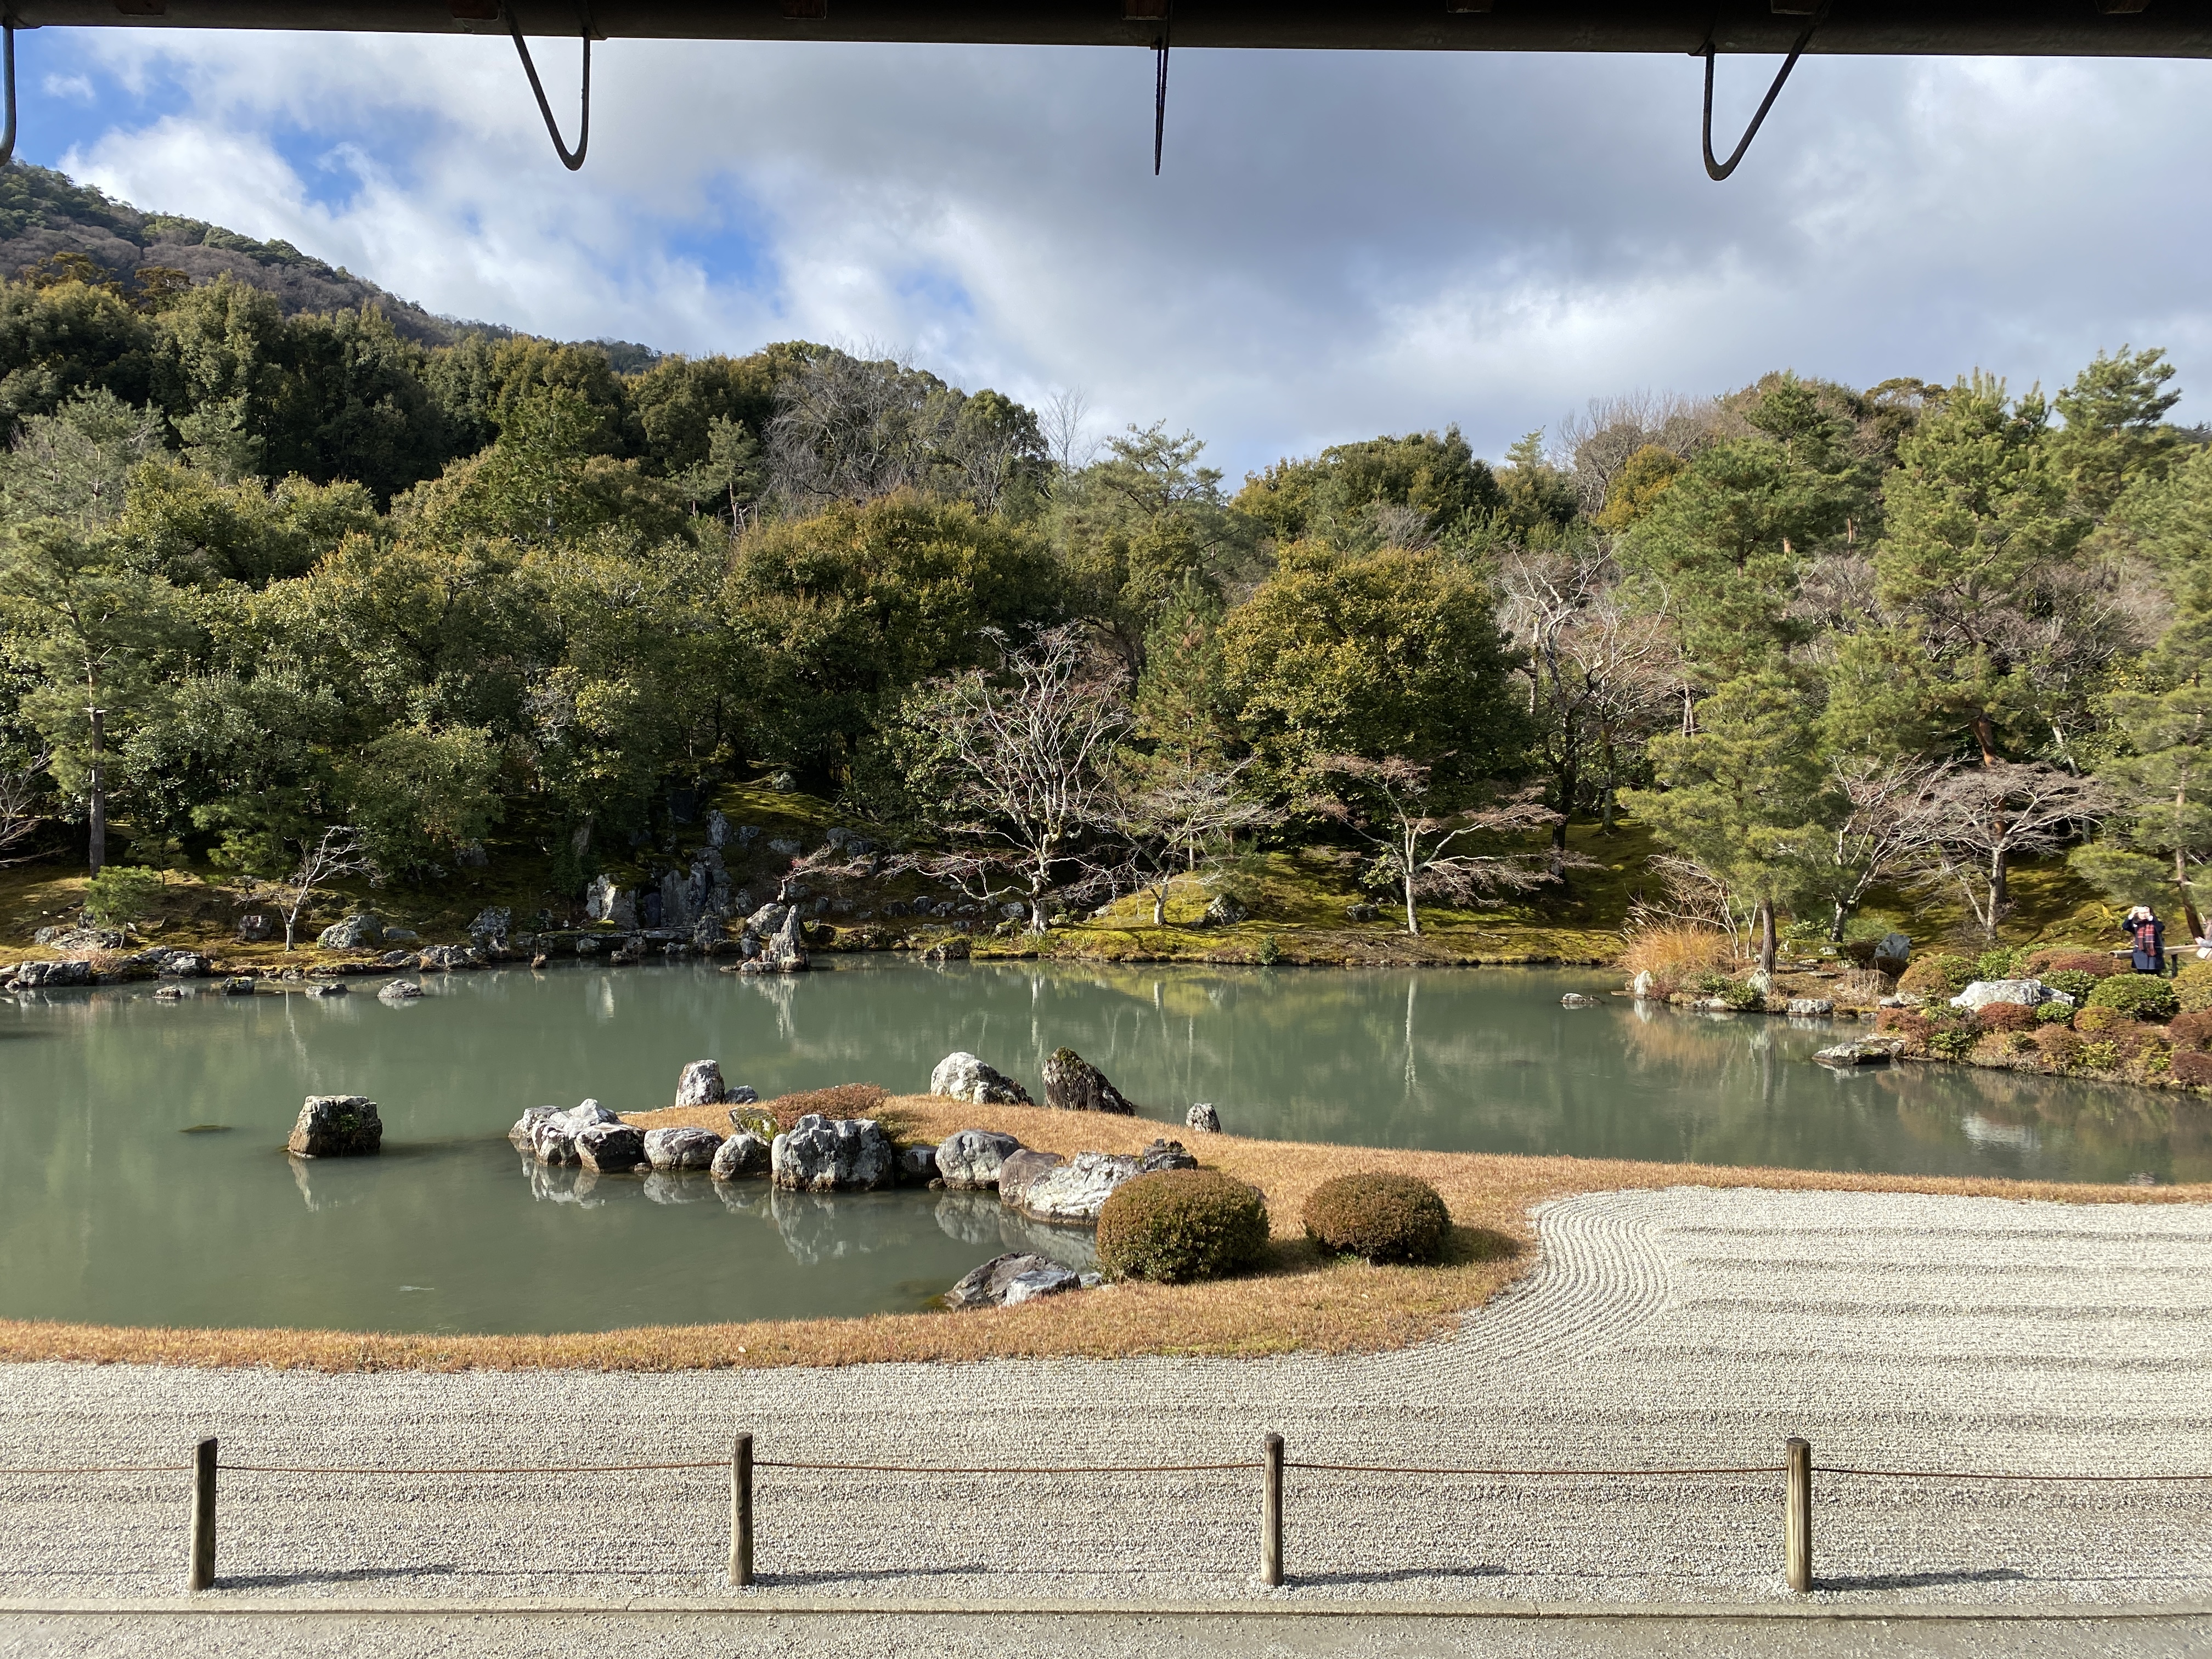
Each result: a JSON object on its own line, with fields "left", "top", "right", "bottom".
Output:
{"left": 14, "top": 23, "right": 2212, "bottom": 479}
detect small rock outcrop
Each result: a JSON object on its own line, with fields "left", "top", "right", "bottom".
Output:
{"left": 1200, "top": 893, "right": 1249, "bottom": 927}
{"left": 287, "top": 1095, "right": 382, "bottom": 1158}
{"left": 936, "top": 1127, "right": 1023, "bottom": 1189}
{"left": 674, "top": 1060, "right": 727, "bottom": 1107}
{"left": 1815, "top": 1038, "right": 1905, "bottom": 1068}
{"left": 1186, "top": 1102, "right": 1221, "bottom": 1134}
{"left": 644, "top": 1126, "right": 724, "bottom": 1171}
{"left": 1137, "top": 1137, "right": 1198, "bottom": 1173}
{"left": 1950, "top": 978, "right": 2064, "bottom": 1012}
{"left": 771, "top": 1113, "right": 894, "bottom": 1191}
{"left": 1560, "top": 992, "right": 1596, "bottom": 1008}
{"left": 1008, "top": 1150, "right": 1142, "bottom": 1222}
{"left": 995, "top": 1149, "right": 1065, "bottom": 1210}
{"left": 377, "top": 980, "right": 423, "bottom": 1003}
{"left": 9, "top": 960, "right": 93, "bottom": 989}
{"left": 929, "top": 1052, "right": 1035, "bottom": 1105}
{"left": 1041, "top": 1048, "right": 1137, "bottom": 1114}
{"left": 944, "top": 1252, "right": 1081, "bottom": 1310}
{"left": 710, "top": 1131, "right": 771, "bottom": 1181}
{"left": 899, "top": 1143, "right": 942, "bottom": 1184}
{"left": 575, "top": 1121, "right": 648, "bottom": 1172}
{"left": 1787, "top": 997, "right": 1837, "bottom": 1017}
{"left": 762, "top": 907, "right": 810, "bottom": 973}
{"left": 468, "top": 907, "right": 513, "bottom": 941}
{"left": 317, "top": 913, "right": 383, "bottom": 950}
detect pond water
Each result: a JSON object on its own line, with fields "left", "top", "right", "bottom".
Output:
{"left": 2, "top": 959, "right": 2203, "bottom": 1336}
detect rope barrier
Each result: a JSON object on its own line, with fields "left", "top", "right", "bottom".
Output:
{"left": 0, "top": 1463, "right": 188, "bottom": 1476}
{"left": 1286, "top": 1462, "right": 1784, "bottom": 1477}
{"left": 1818, "top": 1465, "right": 2212, "bottom": 1483}
{"left": 217, "top": 1460, "right": 724, "bottom": 1476}
{"left": 755, "top": 1459, "right": 1262, "bottom": 1475}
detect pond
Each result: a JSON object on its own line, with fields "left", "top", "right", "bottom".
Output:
{"left": 1, "top": 959, "right": 2203, "bottom": 1336}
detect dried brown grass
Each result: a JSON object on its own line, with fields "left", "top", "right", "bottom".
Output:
{"left": 3, "top": 1096, "right": 2202, "bottom": 1374}
{"left": 1614, "top": 925, "right": 1734, "bottom": 996}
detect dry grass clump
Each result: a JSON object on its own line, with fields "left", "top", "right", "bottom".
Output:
{"left": 4, "top": 1095, "right": 2207, "bottom": 1375}
{"left": 1614, "top": 926, "right": 1733, "bottom": 996}
{"left": 757, "top": 1082, "right": 890, "bottom": 1131}
{"left": 1303, "top": 1172, "right": 1452, "bottom": 1265}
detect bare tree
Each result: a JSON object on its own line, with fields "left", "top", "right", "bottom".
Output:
{"left": 1913, "top": 763, "right": 2111, "bottom": 941}
{"left": 1556, "top": 390, "right": 1723, "bottom": 514}
{"left": 0, "top": 748, "right": 49, "bottom": 863}
{"left": 1039, "top": 387, "right": 1099, "bottom": 475}
{"left": 1109, "top": 760, "right": 1279, "bottom": 927}
{"left": 1626, "top": 852, "right": 1756, "bottom": 958}
{"left": 1795, "top": 757, "right": 1954, "bottom": 940}
{"left": 255, "top": 825, "right": 377, "bottom": 951}
{"left": 1308, "top": 757, "right": 1580, "bottom": 936}
{"left": 897, "top": 629, "right": 1131, "bottom": 933}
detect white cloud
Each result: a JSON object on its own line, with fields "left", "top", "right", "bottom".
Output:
{"left": 45, "top": 29, "right": 2212, "bottom": 476}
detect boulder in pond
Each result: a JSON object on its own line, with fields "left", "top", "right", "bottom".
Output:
{"left": 770, "top": 1113, "right": 894, "bottom": 1191}
{"left": 377, "top": 979, "right": 422, "bottom": 1003}
{"left": 509, "top": 1105, "right": 558, "bottom": 1149}
{"left": 287, "top": 1095, "right": 382, "bottom": 1158}
{"left": 575, "top": 1121, "right": 647, "bottom": 1173}
{"left": 1815, "top": 1038, "right": 1905, "bottom": 1069}
{"left": 309, "top": 981, "right": 348, "bottom": 998}
{"left": 1560, "top": 992, "right": 1596, "bottom": 1008}
{"left": 1787, "top": 997, "right": 1837, "bottom": 1017}
{"left": 1041, "top": 1047, "right": 1136, "bottom": 1114}
{"left": 1008, "top": 1150, "right": 1141, "bottom": 1223}
{"left": 674, "top": 1059, "right": 727, "bottom": 1107}
{"left": 944, "top": 1252, "right": 1080, "bottom": 1310}
{"left": 644, "top": 1126, "right": 723, "bottom": 1171}
{"left": 317, "top": 913, "right": 384, "bottom": 951}
{"left": 710, "top": 1131, "right": 771, "bottom": 1181}
{"left": 899, "top": 1143, "right": 942, "bottom": 1184}
{"left": 762, "top": 906, "right": 809, "bottom": 973}
{"left": 221, "top": 976, "right": 257, "bottom": 996}
{"left": 10, "top": 960, "right": 93, "bottom": 989}
{"left": 1630, "top": 970, "right": 1657, "bottom": 998}
{"left": 929, "top": 1051, "right": 1034, "bottom": 1105}
{"left": 1186, "top": 1102, "right": 1221, "bottom": 1134}
{"left": 935, "top": 1127, "right": 1022, "bottom": 1189}
{"left": 995, "top": 1148, "right": 1064, "bottom": 1211}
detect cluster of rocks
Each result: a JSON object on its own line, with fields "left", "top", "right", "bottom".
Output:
{"left": 4, "top": 947, "right": 215, "bottom": 992}
{"left": 1815, "top": 1036, "right": 1908, "bottom": 1069}
{"left": 932, "top": 1048, "right": 1225, "bottom": 1137}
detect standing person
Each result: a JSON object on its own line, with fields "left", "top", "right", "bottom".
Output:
{"left": 2122, "top": 905, "right": 2168, "bottom": 974}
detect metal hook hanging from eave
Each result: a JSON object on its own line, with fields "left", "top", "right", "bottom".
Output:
{"left": 509, "top": 10, "right": 590, "bottom": 171}
{"left": 1700, "top": 15, "right": 1819, "bottom": 182}
{"left": 1, "top": 25, "right": 18, "bottom": 170}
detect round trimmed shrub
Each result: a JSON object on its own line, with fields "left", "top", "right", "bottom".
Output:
{"left": 2085, "top": 975, "right": 2180, "bottom": 1022}
{"left": 2024, "top": 947, "right": 2118, "bottom": 980}
{"left": 1898, "top": 954, "right": 1976, "bottom": 996}
{"left": 2041, "top": 969, "right": 2099, "bottom": 1005}
{"left": 2175, "top": 961, "right": 2212, "bottom": 1013}
{"left": 2168, "top": 1009, "right": 2212, "bottom": 1052}
{"left": 1975, "top": 1002, "right": 2036, "bottom": 1034}
{"left": 1301, "top": 1172, "right": 1452, "bottom": 1266}
{"left": 2034, "top": 1025, "right": 2083, "bottom": 1066}
{"left": 1096, "top": 1169, "right": 1269, "bottom": 1284}
{"left": 1874, "top": 1008, "right": 1933, "bottom": 1053}
{"left": 2035, "top": 1000, "right": 2076, "bottom": 1025}
{"left": 2074, "top": 1005, "right": 2126, "bottom": 1035}
{"left": 2171, "top": 1049, "right": 2212, "bottom": 1087}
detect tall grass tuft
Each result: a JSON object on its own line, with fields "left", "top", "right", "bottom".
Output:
{"left": 1616, "top": 926, "right": 1735, "bottom": 996}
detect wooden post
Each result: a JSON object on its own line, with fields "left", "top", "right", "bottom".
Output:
{"left": 729, "top": 1432, "right": 753, "bottom": 1588}
{"left": 1261, "top": 1432, "right": 1284, "bottom": 1587}
{"left": 1785, "top": 1437, "right": 1812, "bottom": 1593}
{"left": 187, "top": 1438, "right": 217, "bottom": 1592}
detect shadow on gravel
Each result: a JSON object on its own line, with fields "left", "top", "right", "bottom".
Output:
{"left": 218, "top": 1566, "right": 461, "bottom": 1589}
{"left": 1820, "top": 1568, "right": 2029, "bottom": 1590}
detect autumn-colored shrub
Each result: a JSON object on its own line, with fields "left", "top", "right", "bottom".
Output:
{"left": 1974, "top": 1002, "right": 2036, "bottom": 1034}
{"left": 2170, "top": 1049, "right": 2212, "bottom": 1087}
{"left": 1302, "top": 1172, "right": 1453, "bottom": 1266}
{"left": 2085, "top": 975, "right": 2180, "bottom": 1022}
{"left": 2034, "top": 1025, "right": 2083, "bottom": 1066}
{"left": 759, "top": 1084, "right": 890, "bottom": 1130}
{"left": 2023, "top": 947, "right": 2119, "bottom": 980}
{"left": 2078, "top": 1040, "right": 2121, "bottom": 1071}
{"left": 1898, "top": 954, "right": 1977, "bottom": 996}
{"left": 1617, "top": 926, "right": 1734, "bottom": 997}
{"left": 2167, "top": 1010, "right": 2212, "bottom": 1052}
{"left": 2073, "top": 1005, "right": 2126, "bottom": 1035}
{"left": 2175, "top": 961, "right": 2212, "bottom": 1013}
{"left": 1874, "top": 1009, "right": 1932, "bottom": 1053}
{"left": 1097, "top": 1169, "right": 1270, "bottom": 1283}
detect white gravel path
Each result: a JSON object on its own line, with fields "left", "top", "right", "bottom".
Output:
{"left": 2, "top": 1186, "right": 2208, "bottom": 1611}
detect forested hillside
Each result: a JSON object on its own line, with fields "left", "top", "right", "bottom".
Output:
{"left": 1, "top": 162, "right": 2206, "bottom": 967}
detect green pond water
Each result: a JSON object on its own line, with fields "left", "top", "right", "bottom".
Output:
{"left": 1, "top": 958, "right": 2203, "bottom": 1335}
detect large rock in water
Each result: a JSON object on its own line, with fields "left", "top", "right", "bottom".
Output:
{"left": 929, "top": 1052, "right": 1035, "bottom": 1105}
{"left": 944, "top": 1252, "right": 1082, "bottom": 1310}
{"left": 771, "top": 1113, "right": 894, "bottom": 1190}
{"left": 317, "top": 913, "right": 383, "bottom": 950}
{"left": 287, "top": 1095, "right": 382, "bottom": 1158}
{"left": 763, "top": 906, "right": 810, "bottom": 973}
{"left": 1008, "top": 1151, "right": 1142, "bottom": 1222}
{"left": 644, "top": 1126, "right": 723, "bottom": 1171}
{"left": 995, "top": 1149, "right": 1065, "bottom": 1211}
{"left": 1186, "top": 1102, "right": 1221, "bottom": 1134}
{"left": 575, "top": 1121, "right": 647, "bottom": 1172}
{"left": 377, "top": 980, "right": 423, "bottom": 1003}
{"left": 936, "top": 1128, "right": 1023, "bottom": 1189}
{"left": 1951, "top": 978, "right": 2064, "bottom": 1011}
{"left": 711, "top": 1131, "right": 771, "bottom": 1181}
{"left": 674, "top": 1060, "right": 727, "bottom": 1107}
{"left": 1041, "top": 1048, "right": 1136, "bottom": 1114}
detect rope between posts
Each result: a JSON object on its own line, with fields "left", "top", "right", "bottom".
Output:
{"left": 755, "top": 1459, "right": 1263, "bottom": 1475}
{"left": 0, "top": 1463, "right": 188, "bottom": 1476}
{"left": 1285, "top": 1462, "right": 1784, "bottom": 1477}
{"left": 217, "top": 1460, "right": 726, "bottom": 1476}
{"left": 1818, "top": 1465, "right": 2212, "bottom": 1483}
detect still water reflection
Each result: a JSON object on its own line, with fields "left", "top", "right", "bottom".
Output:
{"left": 1, "top": 959, "right": 2200, "bottom": 1334}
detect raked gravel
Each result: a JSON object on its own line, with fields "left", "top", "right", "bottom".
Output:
{"left": 2, "top": 1186, "right": 2209, "bottom": 1610}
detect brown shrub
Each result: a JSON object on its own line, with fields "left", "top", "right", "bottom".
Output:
{"left": 2034, "top": 1025, "right": 2084, "bottom": 1066}
{"left": 2073, "top": 1006, "right": 2128, "bottom": 1036}
{"left": 2023, "top": 948, "right": 2119, "bottom": 980}
{"left": 2168, "top": 1010, "right": 2212, "bottom": 1052}
{"left": 1898, "top": 955, "right": 1976, "bottom": 996}
{"left": 1616, "top": 926, "right": 1734, "bottom": 997}
{"left": 2170, "top": 1050, "right": 2212, "bottom": 1088}
{"left": 1302, "top": 1172, "right": 1453, "bottom": 1266}
{"left": 1975, "top": 1002, "right": 2036, "bottom": 1034}
{"left": 760, "top": 1084, "right": 890, "bottom": 1130}
{"left": 1874, "top": 1009, "right": 1933, "bottom": 1053}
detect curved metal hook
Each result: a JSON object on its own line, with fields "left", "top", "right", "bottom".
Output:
{"left": 1, "top": 25, "right": 18, "bottom": 170}
{"left": 509, "top": 12, "right": 589, "bottom": 172}
{"left": 1700, "top": 17, "right": 1816, "bottom": 182}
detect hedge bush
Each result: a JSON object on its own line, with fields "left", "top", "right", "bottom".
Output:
{"left": 2024, "top": 947, "right": 2118, "bottom": 980}
{"left": 2171, "top": 1049, "right": 2212, "bottom": 1087}
{"left": 2084, "top": 975, "right": 2180, "bottom": 1022}
{"left": 1095, "top": 1169, "right": 1270, "bottom": 1284}
{"left": 2175, "top": 961, "right": 2212, "bottom": 1013}
{"left": 1874, "top": 1008, "right": 1932, "bottom": 1053}
{"left": 2168, "top": 1009, "right": 2212, "bottom": 1052}
{"left": 2040, "top": 969, "right": 2099, "bottom": 1005}
{"left": 1898, "top": 954, "right": 1977, "bottom": 996}
{"left": 1975, "top": 947, "right": 2030, "bottom": 981}
{"left": 1975, "top": 1002, "right": 2036, "bottom": 1034}
{"left": 2035, "top": 1000, "right": 2076, "bottom": 1025}
{"left": 2074, "top": 1005, "right": 2127, "bottom": 1035}
{"left": 2034, "top": 1025, "right": 2083, "bottom": 1066}
{"left": 1301, "top": 1172, "right": 1453, "bottom": 1265}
